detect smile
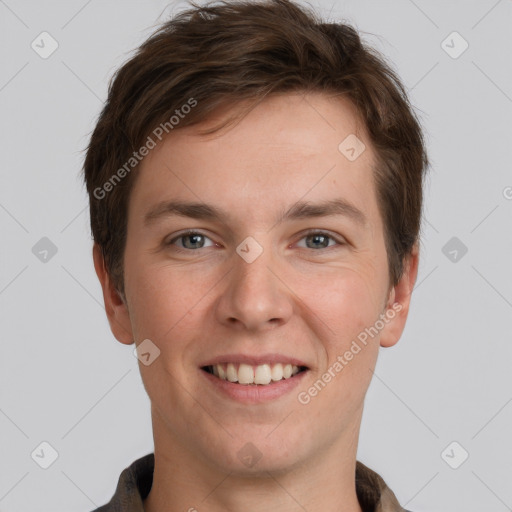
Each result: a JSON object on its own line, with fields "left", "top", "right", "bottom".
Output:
{"left": 202, "top": 363, "right": 307, "bottom": 386}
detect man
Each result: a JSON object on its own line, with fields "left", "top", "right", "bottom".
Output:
{"left": 83, "top": 0, "right": 428, "bottom": 510}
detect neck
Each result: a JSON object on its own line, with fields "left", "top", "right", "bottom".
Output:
{"left": 143, "top": 411, "right": 364, "bottom": 512}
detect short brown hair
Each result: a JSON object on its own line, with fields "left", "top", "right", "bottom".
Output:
{"left": 82, "top": 0, "right": 429, "bottom": 299}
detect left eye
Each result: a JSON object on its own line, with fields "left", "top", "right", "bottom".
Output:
{"left": 296, "top": 231, "right": 342, "bottom": 250}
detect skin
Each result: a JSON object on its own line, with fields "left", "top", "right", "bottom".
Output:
{"left": 94, "top": 92, "right": 419, "bottom": 512}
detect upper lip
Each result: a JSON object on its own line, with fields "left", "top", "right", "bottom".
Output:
{"left": 200, "top": 353, "right": 309, "bottom": 368}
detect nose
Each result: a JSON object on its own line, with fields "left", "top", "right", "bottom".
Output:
{"left": 215, "top": 237, "right": 294, "bottom": 332}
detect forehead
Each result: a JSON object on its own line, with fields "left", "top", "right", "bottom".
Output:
{"left": 129, "top": 92, "right": 381, "bottom": 231}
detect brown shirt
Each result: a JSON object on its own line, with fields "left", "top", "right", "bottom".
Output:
{"left": 92, "top": 453, "right": 412, "bottom": 512}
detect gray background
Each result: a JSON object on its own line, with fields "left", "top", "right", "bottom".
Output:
{"left": 0, "top": 0, "right": 511, "bottom": 511}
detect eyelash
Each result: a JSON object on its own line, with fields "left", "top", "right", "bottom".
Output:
{"left": 166, "top": 229, "right": 346, "bottom": 253}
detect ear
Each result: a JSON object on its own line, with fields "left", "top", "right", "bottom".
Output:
{"left": 92, "top": 243, "right": 134, "bottom": 345}
{"left": 379, "top": 242, "right": 420, "bottom": 348}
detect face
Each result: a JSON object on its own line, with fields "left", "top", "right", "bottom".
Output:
{"left": 95, "top": 92, "right": 418, "bottom": 475}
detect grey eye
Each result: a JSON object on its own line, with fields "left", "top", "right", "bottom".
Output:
{"left": 296, "top": 231, "right": 340, "bottom": 250}
{"left": 181, "top": 233, "right": 205, "bottom": 249}
{"left": 169, "top": 232, "right": 215, "bottom": 250}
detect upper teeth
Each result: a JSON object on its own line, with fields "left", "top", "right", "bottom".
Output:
{"left": 210, "top": 363, "right": 301, "bottom": 385}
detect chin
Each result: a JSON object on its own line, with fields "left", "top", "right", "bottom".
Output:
{"left": 202, "top": 432, "right": 308, "bottom": 476}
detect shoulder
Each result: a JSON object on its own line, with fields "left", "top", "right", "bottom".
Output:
{"left": 89, "top": 453, "right": 155, "bottom": 512}
{"left": 356, "top": 460, "right": 412, "bottom": 512}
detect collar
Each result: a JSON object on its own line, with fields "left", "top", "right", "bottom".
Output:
{"left": 93, "top": 453, "right": 410, "bottom": 512}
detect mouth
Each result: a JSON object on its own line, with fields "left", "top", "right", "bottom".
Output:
{"left": 201, "top": 363, "right": 309, "bottom": 386}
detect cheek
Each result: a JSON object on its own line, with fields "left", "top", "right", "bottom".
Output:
{"left": 303, "top": 272, "right": 382, "bottom": 412}
{"left": 299, "top": 266, "right": 386, "bottom": 343}
{"left": 124, "top": 258, "right": 196, "bottom": 342}
{"left": 126, "top": 265, "right": 202, "bottom": 393}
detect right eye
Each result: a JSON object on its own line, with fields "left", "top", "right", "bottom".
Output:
{"left": 166, "top": 230, "right": 217, "bottom": 251}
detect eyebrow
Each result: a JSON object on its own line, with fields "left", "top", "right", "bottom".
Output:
{"left": 144, "top": 197, "right": 368, "bottom": 227}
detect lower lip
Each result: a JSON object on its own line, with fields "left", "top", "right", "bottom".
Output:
{"left": 200, "top": 368, "right": 309, "bottom": 404}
